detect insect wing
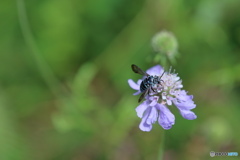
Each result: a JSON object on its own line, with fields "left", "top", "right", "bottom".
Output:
{"left": 138, "top": 89, "right": 148, "bottom": 103}
{"left": 131, "top": 64, "right": 149, "bottom": 76}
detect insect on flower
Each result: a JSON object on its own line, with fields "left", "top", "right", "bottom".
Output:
{"left": 128, "top": 64, "right": 197, "bottom": 131}
{"left": 131, "top": 64, "right": 164, "bottom": 103}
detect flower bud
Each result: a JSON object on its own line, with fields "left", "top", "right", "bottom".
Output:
{"left": 151, "top": 31, "right": 178, "bottom": 62}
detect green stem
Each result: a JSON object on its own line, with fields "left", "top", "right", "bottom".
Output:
{"left": 16, "top": 0, "right": 65, "bottom": 97}
{"left": 158, "top": 130, "right": 165, "bottom": 160}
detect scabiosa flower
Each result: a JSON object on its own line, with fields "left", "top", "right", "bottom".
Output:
{"left": 128, "top": 65, "right": 197, "bottom": 131}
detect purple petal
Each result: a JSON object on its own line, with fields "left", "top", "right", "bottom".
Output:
{"left": 139, "top": 107, "right": 152, "bottom": 132}
{"left": 135, "top": 100, "right": 148, "bottom": 118}
{"left": 173, "top": 99, "right": 196, "bottom": 110}
{"left": 178, "top": 109, "right": 197, "bottom": 120}
{"left": 176, "top": 90, "right": 193, "bottom": 102}
{"left": 173, "top": 90, "right": 196, "bottom": 110}
{"left": 146, "top": 106, "right": 158, "bottom": 125}
{"left": 133, "top": 90, "right": 141, "bottom": 95}
{"left": 157, "top": 104, "right": 175, "bottom": 130}
{"left": 146, "top": 65, "right": 164, "bottom": 76}
{"left": 128, "top": 79, "right": 140, "bottom": 90}
{"left": 149, "top": 96, "right": 159, "bottom": 107}
{"left": 172, "top": 90, "right": 197, "bottom": 120}
{"left": 137, "top": 79, "right": 142, "bottom": 85}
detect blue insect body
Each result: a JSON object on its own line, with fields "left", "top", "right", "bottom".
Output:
{"left": 140, "top": 75, "right": 160, "bottom": 92}
{"left": 131, "top": 64, "right": 164, "bottom": 102}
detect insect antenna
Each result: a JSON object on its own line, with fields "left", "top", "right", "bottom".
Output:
{"left": 159, "top": 71, "right": 165, "bottom": 79}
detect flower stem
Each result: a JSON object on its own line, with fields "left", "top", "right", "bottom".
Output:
{"left": 16, "top": 0, "right": 67, "bottom": 97}
{"left": 158, "top": 130, "right": 165, "bottom": 160}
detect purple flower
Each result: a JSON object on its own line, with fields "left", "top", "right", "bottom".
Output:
{"left": 128, "top": 65, "right": 197, "bottom": 131}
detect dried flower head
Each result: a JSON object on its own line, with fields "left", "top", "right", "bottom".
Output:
{"left": 128, "top": 65, "right": 197, "bottom": 131}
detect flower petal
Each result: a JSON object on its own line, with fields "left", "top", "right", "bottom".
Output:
{"left": 167, "top": 99, "right": 172, "bottom": 105}
{"left": 178, "top": 109, "right": 197, "bottom": 120}
{"left": 157, "top": 104, "right": 175, "bottom": 130}
{"left": 174, "top": 100, "right": 196, "bottom": 110}
{"left": 146, "top": 65, "right": 164, "bottom": 76}
{"left": 139, "top": 107, "right": 152, "bottom": 132}
{"left": 149, "top": 96, "right": 159, "bottom": 107}
{"left": 128, "top": 79, "right": 140, "bottom": 90}
{"left": 133, "top": 90, "right": 141, "bottom": 95}
{"left": 135, "top": 100, "right": 148, "bottom": 118}
{"left": 173, "top": 90, "right": 196, "bottom": 110}
{"left": 146, "top": 106, "right": 158, "bottom": 125}
{"left": 137, "top": 79, "right": 142, "bottom": 85}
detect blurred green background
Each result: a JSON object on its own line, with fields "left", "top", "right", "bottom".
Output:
{"left": 1, "top": 0, "right": 240, "bottom": 159}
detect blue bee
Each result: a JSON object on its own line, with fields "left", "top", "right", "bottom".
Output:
{"left": 131, "top": 64, "right": 164, "bottom": 102}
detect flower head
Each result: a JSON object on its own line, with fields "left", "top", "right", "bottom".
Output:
{"left": 128, "top": 65, "right": 197, "bottom": 131}
{"left": 151, "top": 31, "right": 178, "bottom": 59}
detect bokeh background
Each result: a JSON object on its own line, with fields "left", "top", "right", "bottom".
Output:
{"left": 1, "top": 0, "right": 240, "bottom": 159}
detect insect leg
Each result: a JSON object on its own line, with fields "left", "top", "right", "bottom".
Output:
{"left": 151, "top": 87, "right": 157, "bottom": 93}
